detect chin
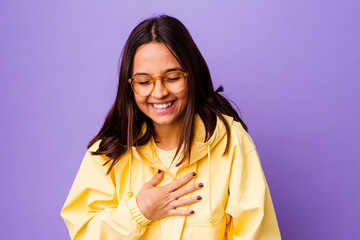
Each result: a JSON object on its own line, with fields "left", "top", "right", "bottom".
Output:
{"left": 151, "top": 116, "right": 178, "bottom": 126}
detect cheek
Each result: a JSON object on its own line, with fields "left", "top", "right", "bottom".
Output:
{"left": 179, "top": 89, "right": 189, "bottom": 103}
{"left": 176, "top": 92, "right": 189, "bottom": 112}
{"left": 134, "top": 95, "right": 147, "bottom": 110}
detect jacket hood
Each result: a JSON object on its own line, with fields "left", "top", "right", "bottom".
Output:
{"left": 131, "top": 113, "right": 234, "bottom": 169}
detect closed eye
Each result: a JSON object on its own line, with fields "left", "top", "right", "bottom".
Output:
{"left": 138, "top": 80, "right": 152, "bottom": 85}
{"left": 165, "top": 77, "right": 181, "bottom": 81}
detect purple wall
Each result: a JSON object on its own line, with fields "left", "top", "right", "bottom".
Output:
{"left": 1, "top": 0, "right": 359, "bottom": 239}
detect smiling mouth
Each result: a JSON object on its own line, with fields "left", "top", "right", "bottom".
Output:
{"left": 151, "top": 101, "right": 175, "bottom": 109}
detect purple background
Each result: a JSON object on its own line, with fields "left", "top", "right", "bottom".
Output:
{"left": 1, "top": 0, "right": 359, "bottom": 239}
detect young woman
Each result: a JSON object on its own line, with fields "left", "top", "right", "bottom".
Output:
{"left": 61, "top": 15, "right": 281, "bottom": 239}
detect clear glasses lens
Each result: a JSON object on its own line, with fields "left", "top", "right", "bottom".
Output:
{"left": 133, "top": 76, "right": 153, "bottom": 96}
{"left": 163, "top": 72, "right": 185, "bottom": 93}
{"left": 132, "top": 71, "right": 186, "bottom": 96}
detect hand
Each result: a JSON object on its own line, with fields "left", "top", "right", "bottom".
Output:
{"left": 135, "top": 170, "right": 204, "bottom": 220}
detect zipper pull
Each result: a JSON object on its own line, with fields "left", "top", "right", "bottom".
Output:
{"left": 127, "top": 191, "right": 134, "bottom": 198}
{"left": 208, "top": 217, "right": 213, "bottom": 227}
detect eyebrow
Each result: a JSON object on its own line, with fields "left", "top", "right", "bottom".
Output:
{"left": 133, "top": 67, "right": 184, "bottom": 77}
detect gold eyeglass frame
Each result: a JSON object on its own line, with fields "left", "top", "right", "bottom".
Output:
{"left": 128, "top": 70, "right": 188, "bottom": 96}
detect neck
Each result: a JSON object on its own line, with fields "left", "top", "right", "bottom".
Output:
{"left": 153, "top": 121, "right": 183, "bottom": 151}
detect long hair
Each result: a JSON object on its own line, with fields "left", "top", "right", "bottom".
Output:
{"left": 88, "top": 15, "right": 248, "bottom": 174}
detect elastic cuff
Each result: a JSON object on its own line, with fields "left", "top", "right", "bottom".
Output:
{"left": 127, "top": 196, "right": 151, "bottom": 227}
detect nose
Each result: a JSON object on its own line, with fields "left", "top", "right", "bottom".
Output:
{"left": 151, "top": 77, "right": 168, "bottom": 98}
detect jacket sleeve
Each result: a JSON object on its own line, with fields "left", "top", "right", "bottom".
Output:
{"left": 60, "top": 147, "right": 151, "bottom": 240}
{"left": 225, "top": 147, "right": 281, "bottom": 240}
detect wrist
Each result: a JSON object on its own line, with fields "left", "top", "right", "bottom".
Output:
{"left": 127, "top": 195, "right": 151, "bottom": 226}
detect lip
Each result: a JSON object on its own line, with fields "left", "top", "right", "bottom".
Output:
{"left": 149, "top": 100, "right": 176, "bottom": 114}
{"left": 149, "top": 100, "right": 175, "bottom": 104}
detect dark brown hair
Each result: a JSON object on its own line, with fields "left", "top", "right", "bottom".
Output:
{"left": 88, "top": 15, "right": 248, "bottom": 174}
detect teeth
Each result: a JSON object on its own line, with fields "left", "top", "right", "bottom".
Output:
{"left": 152, "top": 102, "right": 173, "bottom": 109}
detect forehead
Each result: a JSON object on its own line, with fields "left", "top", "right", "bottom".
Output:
{"left": 132, "top": 42, "right": 181, "bottom": 75}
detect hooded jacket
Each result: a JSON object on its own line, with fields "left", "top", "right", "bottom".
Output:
{"left": 61, "top": 114, "right": 281, "bottom": 239}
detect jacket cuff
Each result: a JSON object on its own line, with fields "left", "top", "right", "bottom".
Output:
{"left": 127, "top": 196, "right": 151, "bottom": 227}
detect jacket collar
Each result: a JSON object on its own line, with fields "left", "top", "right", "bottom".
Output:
{"left": 131, "top": 114, "right": 233, "bottom": 168}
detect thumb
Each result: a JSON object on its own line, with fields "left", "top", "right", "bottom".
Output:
{"left": 147, "top": 169, "right": 164, "bottom": 187}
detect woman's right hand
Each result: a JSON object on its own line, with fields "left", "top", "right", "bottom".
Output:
{"left": 135, "top": 170, "right": 203, "bottom": 220}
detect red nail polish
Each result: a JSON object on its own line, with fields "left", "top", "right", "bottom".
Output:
{"left": 197, "top": 196, "right": 202, "bottom": 200}
{"left": 190, "top": 210, "right": 195, "bottom": 214}
{"left": 199, "top": 183, "right": 203, "bottom": 187}
{"left": 192, "top": 172, "right": 196, "bottom": 176}
{"left": 158, "top": 169, "right": 162, "bottom": 174}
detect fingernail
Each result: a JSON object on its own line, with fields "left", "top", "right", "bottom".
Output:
{"left": 158, "top": 169, "right": 162, "bottom": 174}
{"left": 192, "top": 172, "right": 196, "bottom": 176}
{"left": 190, "top": 210, "right": 195, "bottom": 214}
{"left": 199, "top": 183, "right": 203, "bottom": 188}
{"left": 197, "top": 196, "right": 202, "bottom": 200}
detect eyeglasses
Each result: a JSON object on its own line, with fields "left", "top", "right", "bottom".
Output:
{"left": 128, "top": 70, "right": 188, "bottom": 96}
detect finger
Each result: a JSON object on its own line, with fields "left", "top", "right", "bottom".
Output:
{"left": 164, "top": 172, "right": 196, "bottom": 192}
{"left": 146, "top": 169, "right": 164, "bottom": 187}
{"left": 168, "top": 208, "right": 195, "bottom": 216}
{"left": 171, "top": 182, "right": 203, "bottom": 199}
{"left": 170, "top": 195, "right": 202, "bottom": 208}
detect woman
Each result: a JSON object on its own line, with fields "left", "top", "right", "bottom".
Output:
{"left": 61, "top": 15, "right": 281, "bottom": 239}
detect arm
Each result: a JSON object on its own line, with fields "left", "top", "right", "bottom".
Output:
{"left": 225, "top": 148, "right": 281, "bottom": 240}
{"left": 60, "top": 148, "right": 150, "bottom": 240}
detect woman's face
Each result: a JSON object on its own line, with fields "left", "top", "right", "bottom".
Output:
{"left": 131, "top": 42, "right": 189, "bottom": 130}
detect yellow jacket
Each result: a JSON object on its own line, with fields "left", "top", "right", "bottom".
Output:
{"left": 61, "top": 114, "right": 281, "bottom": 239}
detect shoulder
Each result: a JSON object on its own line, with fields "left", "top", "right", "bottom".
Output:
{"left": 88, "top": 139, "right": 103, "bottom": 152}
{"left": 222, "top": 114, "right": 256, "bottom": 154}
{"left": 85, "top": 139, "right": 111, "bottom": 165}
